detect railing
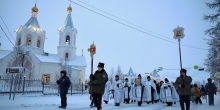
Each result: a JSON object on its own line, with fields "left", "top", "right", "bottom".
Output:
{"left": 0, "top": 77, "right": 88, "bottom": 96}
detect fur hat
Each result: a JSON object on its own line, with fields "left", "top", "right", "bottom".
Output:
{"left": 180, "top": 69, "right": 187, "bottom": 74}
{"left": 115, "top": 75, "right": 119, "bottom": 78}
{"left": 165, "top": 78, "right": 169, "bottom": 82}
{"left": 125, "top": 78, "right": 128, "bottom": 80}
{"left": 98, "top": 62, "right": 104, "bottom": 68}
{"left": 60, "top": 70, "right": 67, "bottom": 76}
{"left": 147, "top": 76, "right": 151, "bottom": 79}
{"left": 138, "top": 74, "right": 141, "bottom": 77}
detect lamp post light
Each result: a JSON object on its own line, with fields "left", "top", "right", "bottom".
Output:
{"left": 173, "top": 26, "right": 185, "bottom": 69}
{"left": 88, "top": 42, "right": 96, "bottom": 75}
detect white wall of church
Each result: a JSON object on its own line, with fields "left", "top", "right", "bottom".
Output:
{"left": 39, "top": 63, "right": 61, "bottom": 83}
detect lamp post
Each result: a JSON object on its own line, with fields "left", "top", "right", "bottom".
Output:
{"left": 88, "top": 42, "right": 96, "bottom": 75}
{"left": 173, "top": 26, "right": 185, "bottom": 69}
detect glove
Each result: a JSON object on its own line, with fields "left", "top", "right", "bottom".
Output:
{"left": 214, "top": 92, "right": 216, "bottom": 95}
{"left": 168, "top": 85, "right": 171, "bottom": 87}
{"left": 56, "top": 80, "right": 60, "bottom": 84}
{"left": 117, "top": 84, "right": 119, "bottom": 87}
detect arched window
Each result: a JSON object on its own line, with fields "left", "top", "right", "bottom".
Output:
{"left": 37, "top": 40, "right": 40, "bottom": 48}
{"left": 26, "top": 38, "right": 31, "bottom": 46}
{"left": 66, "top": 36, "right": 70, "bottom": 45}
{"left": 65, "top": 53, "right": 69, "bottom": 59}
{"left": 17, "top": 38, "right": 21, "bottom": 46}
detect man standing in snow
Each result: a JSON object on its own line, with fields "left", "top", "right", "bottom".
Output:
{"left": 56, "top": 70, "right": 71, "bottom": 109}
{"left": 175, "top": 69, "right": 192, "bottom": 110}
{"left": 89, "top": 62, "right": 108, "bottom": 110}
{"left": 205, "top": 78, "right": 217, "bottom": 106}
{"left": 123, "top": 78, "right": 131, "bottom": 104}
{"left": 111, "top": 75, "right": 124, "bottom": 106}
{"left": 145, "top": 76, "right": 158, "bottom": 104}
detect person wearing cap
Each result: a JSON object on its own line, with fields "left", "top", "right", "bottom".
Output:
{"left": 89, "top": 62, "right": 108, "bottom": 110}
{"left": 123, "top": 78, "right": 131, "bottom": 104}
{"left": 56, "top": 70, "right": 71, "bottom": 109}
{"left": 110, "top": 75, "right": 124, "bottom": 106}
{"left": 174, "top": 69, "right": 192, "bottom": 110}
{"left": 205, "top": 78, "right": 217, "bottom": 106}
{"left": 160, "top": 78, "right": 179, "bottom": 106}
{"left": 145, "top": 76, "right": 158, "bottom": 104}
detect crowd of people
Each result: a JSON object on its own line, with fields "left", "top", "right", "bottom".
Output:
{"left": 55, "top": 63, "right": 218, "bottom": 110}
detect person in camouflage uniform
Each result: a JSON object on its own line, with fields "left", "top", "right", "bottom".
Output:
{"left": 205, "top": 78, "right": 217, "bottom": 106}
{"left": 89, "top": 62, "right": 108, "bottom": 110}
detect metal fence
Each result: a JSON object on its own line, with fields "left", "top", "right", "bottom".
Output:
{"left": 0, "top": 77, "right": 88, "bottom": 96}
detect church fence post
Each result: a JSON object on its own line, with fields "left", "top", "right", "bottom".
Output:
{"left": 82, "top": 83, "right": 83, "bottom": 95}
{"left": 22, "top": 76, "right": 26, "bottom": 95}
{"left": 71, "top": 82, "right": 72, "bottom": 95}
{"left": 42, "top": 81, "right": 44, "bottom": 95}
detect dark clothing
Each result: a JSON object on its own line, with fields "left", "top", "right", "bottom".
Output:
{"left": 205, "top": 82, "right": 216, "bottom": 105}
{"left": 91, "top": 69, "right": 108, "bottom": 94}
{"left": 57, "top": 76, "right": 71, "bottom": 94}
{"left": 205, "top": 82, "right": 217, "bottom": 105}
{"left": 195, "top": 97, "right": 202, "bottom": 104}
{"left": 57, "top": 75, "right": 71, "bottom": 107}
{"left": 60, "top": 94, "right": 67, "bottom": 107}
{"left": 175, "top": 75, "right": 192, "bottom": 95}
{"left": 156, "top": 84, "right": 160, "bottom": 93}
{"left": 93, "top": 93, "right": 102, "bottom": 110}
{"left": 179, "top": 95, "right": 190, "bottom": 110}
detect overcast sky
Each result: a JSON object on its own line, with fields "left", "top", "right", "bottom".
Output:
{"left": 0, "top": 0, "right": 214, "bottom": 83}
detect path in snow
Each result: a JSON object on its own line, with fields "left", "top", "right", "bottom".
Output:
{"left": 0, "top": 94, "right": 220, "bottom": 110}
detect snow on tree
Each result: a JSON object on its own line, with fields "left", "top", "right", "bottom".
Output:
{"left": 204, "top": 0, "right": 220, "bottom": 78}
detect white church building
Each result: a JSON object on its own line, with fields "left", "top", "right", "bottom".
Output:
{"left": 0, "top": 4, "right": 87, "bottom": 84}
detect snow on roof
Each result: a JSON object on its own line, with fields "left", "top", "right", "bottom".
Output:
{"left": 0, "top": 50, "right": 12, "bottom": 60}
{"left": 71, "top": 67, "right": 81, "bottom": 71}
{"left": 24, "top": 17, "right": 40, "bottom": 28}
{"left": 35, "top": 54, "right": 87, "bottom": 67}
{"left": 63, "top": 13, "right": 74, "bottom": 29}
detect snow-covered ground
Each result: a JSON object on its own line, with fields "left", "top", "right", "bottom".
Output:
{"left": 0, "top": 93, "right": 220, "bottom": 110}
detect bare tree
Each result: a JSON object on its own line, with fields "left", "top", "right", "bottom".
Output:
{"left": 109, "top": 67, "right": 114, "bottom": 81}
{"left": 115, "top": 65, "right": 124, "bottom": 81}
{"left": 7, "top": 46, "right": 35, "bottom": 79}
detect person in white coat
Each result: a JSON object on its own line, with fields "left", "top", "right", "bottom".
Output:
{"left": 160, "top": 78, "right": 179, "bottom": 106}
{"left": 145, "top": 76, "right": 158, "bottom": 104}
{"left": 123, "top": 78, "right": 131, "bottom": 104}
{"left": 103, "top": 79, "right": 112, "bottom": 104}
{"left": 110, "top": 75, "right": 124, "bottom": 106}
{"left": 129, "top": 82, "right": 136, "bottom": 103}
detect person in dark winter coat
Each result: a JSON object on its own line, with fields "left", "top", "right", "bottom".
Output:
{"left": 200, "top": 85, "right": 206, "bottom": 100}
{"left": 205, "top": 78, "right": 217, "bottom": 106}
{"left": 56, "top": 70, "right": 71, "bottom": 109}
{"left": 89, "top": 62, "right": 108, "bottom": 110}
{"left": 174, "top": 69, "right": 192, "bottom": 110}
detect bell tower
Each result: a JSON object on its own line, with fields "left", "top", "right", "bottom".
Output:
{"left": 57, "top": 4, "right": 77, "bottom": 61}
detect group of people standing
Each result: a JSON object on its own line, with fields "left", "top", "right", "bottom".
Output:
{"left": 55, "top": 64, "right": 218, "bottom": 110}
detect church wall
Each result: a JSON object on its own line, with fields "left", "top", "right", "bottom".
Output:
{"left": 78, "top": 67, "right": 86, "bottom": 84}
{"left": 39, "top": 63, "right": 61, "bottom": 83}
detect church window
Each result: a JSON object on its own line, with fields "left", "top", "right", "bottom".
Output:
{"left": 37, "top": 40, "right": 40, "bottom": 48}
{"left": 65, "top": 53, "right": 69, "bottom": 59}
{"left": 26, "top": 38, "right": 31, "bottom": 46}
{"left": 66, "top": 36, "right": 70, "bottom": 45}
{"left": 17, "top": 38, "right": 21, "bottom": 46}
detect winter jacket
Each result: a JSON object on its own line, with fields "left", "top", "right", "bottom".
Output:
{"left": 57, "top": 75, "right": 71, "bottom": 94}
{"left": 194, "top": 87, "right": 200, "bottom": 97}
{"left": 174, "top": 75, "right": 192, "bottom": 96}
{"left": 205, "top": 82, "right": 217, "bottom": 95}
{"left": 91, "top": 69, "right": 108, "bottom": 94}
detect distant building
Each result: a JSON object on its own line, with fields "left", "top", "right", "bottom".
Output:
{"left": 0, "top": 4, "right": 87, "bottom": 84}
{"left": 124, "top": 67, "right": 136, "bottom": 83}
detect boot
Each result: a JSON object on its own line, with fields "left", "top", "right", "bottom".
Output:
{"left": 180, "top": 104, "right": 185, "bottom": 110}
{"left": 58, "top": 106, "right": 63, "bottom": 108}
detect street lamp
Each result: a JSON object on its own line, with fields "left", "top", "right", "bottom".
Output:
{"left": 173, "top": 26, "right": 185, "bottom": 69}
